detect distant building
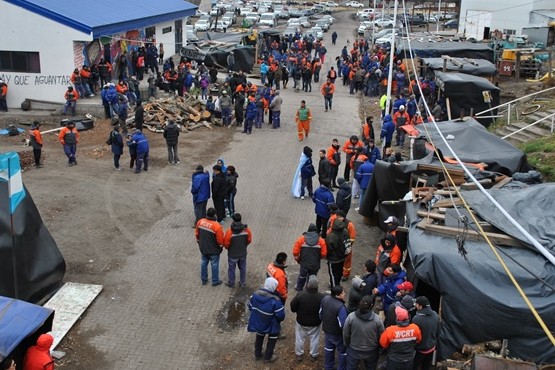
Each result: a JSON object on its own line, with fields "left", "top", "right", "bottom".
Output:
{"left": 459, "top": 0, "right": 555, "bottom": 41}
{"left": 0, "top": 0, "right": 197, "bottom": 108}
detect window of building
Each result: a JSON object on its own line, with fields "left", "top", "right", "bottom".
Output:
{"left": 0, "top": 51, "right": 41, "bottom": 73}
{"left": 145, "top": 26, "right": 156, "bottom": 42}
{"left": 162, "top": 26, "right": 172, "bottom": 34}
{"left": 503, "top": 29, "right": 516, "bottom": 36}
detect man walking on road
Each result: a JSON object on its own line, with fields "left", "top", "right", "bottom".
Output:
{"left": 290, "top": 275, "right": 324, "bottom": 362}
{"left": 269, "top": 90, "right": 283, "bottom": 129}
{"left": 327, "top": 139, "right": 341, "bottom": 188}
{"left": 195, "top": 207, "right": 224, "bottom": 286}
{"left": 321, "top": 78, "right": 336, "bottom": 112}
{"left": 292, "top": 223, "right": 327, "bottom": 291}
{"left": 223, "top": 213, "right": 252, "bottom": 288}
{"left": 191, "top": 165, "right": 211, "bottom": 224}
{"left": 296, "top": 100, "right": 312, "bottom": 141}
{"left": 320, "top": 285, "right": 348, "bottom": 370}
{"left": 58, "top": 121, "right": 80, "bottom": 166}
{"left": 29, "top": 121, "right": 43, "bottom": 168}
{"left": 313, "top": 179, "right": 335, "bottom": 238}
{"left": 318, "top": 150, "right": 331, "bottom": 186}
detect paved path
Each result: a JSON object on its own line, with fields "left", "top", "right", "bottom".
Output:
{"left": 74, "top": 10, "right": 381, "bottom": 369}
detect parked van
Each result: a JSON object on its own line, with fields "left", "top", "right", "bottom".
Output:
{"left": 259, "top": 12, "right": 277, "bottom": 27}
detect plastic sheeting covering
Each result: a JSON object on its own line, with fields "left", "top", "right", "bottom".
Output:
{"left": 421, "top": 57, "right": 497, "bottom": 76}
{"left": 419, "top": 118, "right": 530, "bottom": 175}
{"left": 406, "top": 196, "right": 555, "bottom": 364}
{"left": 0, "top": 184, "right": 66, "bottom": 304}
{"left": 462, "top": 184, "right": 555, "bottom": 254}
{"left": 434, "top": 72, "right": 500, "bottom": 127}
{"left": 0, "top": 296, "right": 54, "bottom": 362}
{"left": 181, "top": 44, "right": 255, "bottom": 72}
{"left": 398, "top": 41, "right": 494, "bottom": 62}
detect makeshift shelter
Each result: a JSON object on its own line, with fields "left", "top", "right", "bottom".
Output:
{"left": 181, "top": 42, "right": 255, "bottom": 72}
{"left": 0, "top": 296, "right": 55, "bottom": 366}
{"left": 420, "top": 57, "right": 497, "bottom": 77}
{"left": 398, "top": 41, "right": 494, "bottom": 62}
{"left": 0, "top": 152, "right": 65, "bottom": 304}
{"left": 434, "top": 72, "right": 500, "bottom": 127}
{"left": 405, "top": 184, "right": 555, "bottom": 364}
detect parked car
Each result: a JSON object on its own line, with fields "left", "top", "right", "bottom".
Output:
{"left": 289, "top": 7, "right": 303, "bottom": 17}
{"left": 323, "top": 1, "right": 338, "bottom": 7}
{"left": 194, "top": 19, "right": 212, "bottom": 31}
{"left": 302, "top": 8, "right": 317, "bottom": 17}
{"left": 240, "top": 7, "right": 252, "bottom": 15}
{"left": 373, "top": 27, "right": 396, "bottom": 39}
{"left": 283, "top": 26, "right": 300, "bottom": 36}
{"left": 259, "top": 12, "right": 277, "bottom": 26}
{"left": 373, "top": 16, "right": 396, "bottom": 28}
{"left": 358, "top": 21, "right": 373, "bottom": 34}
{"left": 444, "top": 19, "right": 458, "bottom": 28}
{"left": 345, "top": 1, "right": 364, "bottom": 7}
{"left": 213, "top": 20, "right": 229, "bottom": 31}
{"left": 356, "top": 8, "right": 375, "bottom": 17}
{"left": 306, "top": 26, "right": 324, "bottom": 40}
{"left": 224, "top": 11, "right": 237, "bottom": 23}
{"left": 427, "top": 15, "right": 438, "bottom": 23}
{"left": 287, "top": 18, "right": 301, "bottom": 27}
{"left": 315, "top": 19, "right": 330, "bottom": 31}
{"left": 440, "top": 12, "right": 457, "bottom": 20}
{"left": 375, "top": 31, "right": 398, "bottom": 44}
{"left": 322, "top": 15, "right": 335, "bottom": 24}
{"left": 298, "top": 16, "right": 311, "bottom": 27}
{"left": 403, "top": 14, "right": 427, "bottom": 26}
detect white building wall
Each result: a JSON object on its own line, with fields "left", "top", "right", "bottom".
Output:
{"left": 0, "top": 1, "right": 92, "bottom": 107}
{"left": 155, "top": 18, "right": 187, "bottom": 56}
{"left": 459, "top": 0, "right": 534, "bottom": 36}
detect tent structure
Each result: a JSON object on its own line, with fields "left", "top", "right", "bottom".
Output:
{"left": 398, "top": 41, "right": 494, "bottom": 62}
{"left": 434, "top": 72, "right": 500, "bottom": 127}
{"left": 420, "top": 57, "right": 497, "bottom": 77}
{"left": 405, "top": 184, "right": 555, "bottom": 364}
{"left": 0, "top": 296, "right": 54, "bottom": 366}
{"left": 0, "top": 152, "right": 65, "bottom": 304}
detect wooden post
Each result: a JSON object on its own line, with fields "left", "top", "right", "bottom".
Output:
{"left": 549, "top": 47, "right": 553, "bottom": 79}
{"left": 515, "top": 52, "right": 521, "bottom": 79}
{"left": 446, "top": 97, "right": 452, "bottom": 120}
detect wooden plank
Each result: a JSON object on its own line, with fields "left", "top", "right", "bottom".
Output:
{"left": 418, "top": 210, "right": 496, "bottom": 232}
{"left": 432, "top": 198, "right": 464, "bottom": 208}
{"left": 416, "top": 219, "right": 525, "bottom": 248}
{"left": 493, "top": 176, "right": 512, "bottom": 189}
{"left": 460, "top": 179, "right": 493, "bottom": 190}
{"left": 417, "top": 163, "right": 465, "bottom": 177}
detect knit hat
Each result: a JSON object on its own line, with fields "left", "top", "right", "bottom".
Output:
{"left": 395, "top": 306, "right": 409, "bottom": 321}
{"left": 307, "top": 223, "right": 317, "bottom": 232}
{"left": 307, "top": 275, "right": 318, "bottom": 289}
{"left": 337, "top": 177, "right": 346, "bottom": 186}
{"left": 264, "top": 277, "right": 278, "bottom": 292}
{"left": 415, "top": 296, "right": 430, "bottom": 307}
{"left": 401, "top": 295, "right": 415, "bottom": 310}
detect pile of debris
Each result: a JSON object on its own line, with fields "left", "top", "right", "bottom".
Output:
{"left": 127, "top": 95, "right": 221, "bottom": 133}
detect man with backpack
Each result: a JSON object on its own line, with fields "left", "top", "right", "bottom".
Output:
{"left": 325, "top": 220, "right": 351, "bottom": 288}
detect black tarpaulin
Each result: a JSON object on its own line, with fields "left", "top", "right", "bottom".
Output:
{"left": 181, "top": 43, "right": 255, "bottom": 72}
{"left": 398, "top": 41, "right": 494, "bottom": 62}
{"left": 0, "top": 176, "right": 65, "bottom": 304}
{"left": 421, "top": 57, "right": 497, "bottom": 76}
{"left": 434, "top": 72, "right": 500, "bottom": 127}
{"left": 406, "top": 188, "right": 555, "bottom": 363}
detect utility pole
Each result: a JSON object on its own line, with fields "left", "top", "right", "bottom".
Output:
{"left": 384, "top": 0, "right": 398, "bottom": 116}
{"left": 436, "top": 0, "right": 441, "bottom": 32}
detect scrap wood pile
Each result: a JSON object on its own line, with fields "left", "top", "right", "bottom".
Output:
{"left": 130, "top": 95, "right": 220, "bottom": 133}
{"left": 436, "top": 340, "right": 540, "bottom": 370}
{"left": 410, "top": 164, "right": 524, "bottom": 248}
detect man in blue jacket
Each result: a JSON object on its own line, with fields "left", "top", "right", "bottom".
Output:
{"left": 355, "top": 159, "right": 374, "bottom": 209}
{"left": 380, "top": 115, "right": 395, "bottom": 158}
{"left": 248, "top": 277, "right": 285, "bottom": 363}
{"left": 191, "top": 165, "right": 211, "bottom": 223}
{"left": 131, "top": 129, "right": 149, "bottom": 173}
{"left": 313, "top": 179, "right": 335, "bottom": 238}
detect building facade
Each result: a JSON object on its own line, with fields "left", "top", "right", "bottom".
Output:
{"left": 0, "top": 0, "right": 196, "bottom": 108}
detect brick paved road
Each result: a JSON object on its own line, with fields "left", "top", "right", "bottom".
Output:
{"left": 73, "top": 10, "right": 381, "bottom": 369}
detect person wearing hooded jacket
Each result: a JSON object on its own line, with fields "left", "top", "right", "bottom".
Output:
{"left": 373, "top": 264, "right": 407, "bottom": 313}
{"left": 109, "top": 124, "right": 124, "bottom": 170}
{"left": 163, "top": 120, "right": 180, "bottom": 165}
{"left": 313, "top": 179, "right": 335, "bottom": 238}
{"left": 375, "top": 234, "right": 402, "bottom": 278}
{"left": 320, "top": 285, "right": 348, "bottom": 370}
{"left": 267, "top": 252, "right": 289, "bottom": 303}
{"left": 355, "top": 158, "right": 374, "bottom": 209}
{"left": 342, "top": 135, "right": 364, "bottom": 182}
{"left": 248, "top": 277, "right": 285, "bottom": 363}
{"left": 344, "top": 295, "right": 384, "bottom": 370}
{"left": 23, "top": 333, "right": 55, "bottom": 370}
{"left": 380, "top": 115, "right": 395, "bottom": 158}
{"left": 29, "top": 121, "right": 43, "bottom": 168}
{"left": 191, "top": 165, "right": 211, "bottom": 223}
{"left": 380, "top": 307, "right": 422, "bottom": 370}
{"left": 225, "top": 166, "right": 239, "bottom": 217}
{"left": 347, "top": 277, "right": 366, "bottom": 313}
{"left": 131, "top": 129, "right": 149, "bottom": 173}
{"left": 325, "top": 220, "right": 350, "bottom": 288}
{"left": 293, "top": 223, "right": 327, "bottom": 291}
{"left": 412, "top": 296, "right": 440, "bottom": 370}
{"left": 300, "top": 146, "right": 316, "bottom": 199}
{"left": 291, "top": 275, "right": 324, "bottom": 362}
{"left": 212, "top": 164, "right": 227, "bottom": 222}
{"left": 335, "top": 178, "right": 351, "bottom": 215}
{"left": 224, "top": 213, "right": 252, "bottom": 288}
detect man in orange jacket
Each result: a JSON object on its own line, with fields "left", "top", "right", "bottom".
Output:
{"left": 58, "top": 120, "right": 80, "bottom": 165}
{"left": 196, "top": 207, "right": 225, "bottom": 286}
{"left": 29, "top": 121, "right": 43, "bottom": 168}
{"left": 380, "top": 307, "right": 422, "bottom": 368}
{"left": 393, "top": 105, "right": 410, "bottom": 147}
{"left": 62, "top": 86, "right": 79, "bottom": 117}
{"left": 342, "top": 135, "right": 364, "bottom": 182}
{"left": 0, "top": 79, "right": 8, "bottom": 112}
{"left": 293, "top": 223, "right": 327, "bottom": 291}
{"left": 321, "top": 78, "right": 335, "bottom": 111}
{"left": 223, "top": 213, "right": 252, "bottom": 288}
{"left": 327, "top": 139, "right": 341, "bottom": 188}
{"left": 267, "top": 252, "right": 288, "bottom": 303}
{"left": 327, "top": 210, "right": 356, "bottom": 280}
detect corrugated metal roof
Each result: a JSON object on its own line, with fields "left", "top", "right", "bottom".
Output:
{"left": 531, "top": 9, "right": 555, "bottom": 19}
{"left": 5, "top": 0, "right": 197, "bottom": 38}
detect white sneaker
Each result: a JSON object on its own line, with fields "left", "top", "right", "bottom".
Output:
{"left": 89, "top": 94, "right": 95, "bottom": 97}
{"left": 301, "top": 196, "right": 305, "bottom": 200}
{"left": 115, "top": 166, "right": 122, "bottom": 171}
{"left": 355, "top": 207, "right": 360, "bottom": 211}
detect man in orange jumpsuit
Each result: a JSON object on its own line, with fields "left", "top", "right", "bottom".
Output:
{"left": 295, "top": 100, "right": 312, "bottom": 141}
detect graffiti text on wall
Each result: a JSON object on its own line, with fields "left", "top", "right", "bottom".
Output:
{"left": 0, "top": 74, "right": 71, "bottom": 86}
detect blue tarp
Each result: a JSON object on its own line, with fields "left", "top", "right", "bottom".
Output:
{"left": 0, "top": 296, "right": 54, "bottom": 362}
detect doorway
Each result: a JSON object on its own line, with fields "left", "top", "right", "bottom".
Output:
{"left": 483, "top": 27, "right": 490, "bottom": 40}
{"left": 175, "top": 19, "right": 183, "bottom": 54}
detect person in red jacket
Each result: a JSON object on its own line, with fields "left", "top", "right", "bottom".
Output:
{"left": 326, "top": 139, "right": 341, "bottom": 188}
{"left": 196, "top": 207, "right": 225, "bottom": 286}
{"left": 375, "top": 234, "right": 402, "bottom": 279}
{"left": 58, "top": 121, "right": 80, "bottom": 166}
{"left": 223, "top": 213, "right": 252, "bottom": 288}
{"left": 393, "top": 105, "right": 410, "bottom": 147}
{"left": 380, "top": 307, "right": 422, "bottom": 369}
{"left": 267, "top": 252, "right": 288, "bottom": 303}
{"left": 29, "top": 121, "right": 43, "bottom": 168}
{"left": 321, "top": 78, "right": 336, "bottom": 111}
{"left": 342, "top": 135, "right": 364, "bottom": 182}
{"left": 23, "top": 333, "right": 55, "bottom": 370}
{"left": 292, "top": 223, "right": 327, "bottom": 291}
{"left": 62, "top": 86, "right": 79, "bottom": 117}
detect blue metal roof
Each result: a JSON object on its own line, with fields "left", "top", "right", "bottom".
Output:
{"left": 5, "top": 0, "right": 197, "bottom": 38}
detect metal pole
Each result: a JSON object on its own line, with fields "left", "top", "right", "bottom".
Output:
{"left": 436, "top": 0, "right": 441, "bottom": 32}
{"left": 551, "top": 115, "right": 554, "bottom": 134}
{"left": 372, "top": 0, "right": 377, "bottom": 46}
{"left": 507, "top": 103, "right": 511, "bottom": 126}
{"left": 384, "top": 0, "right": 398, "bottom": 116}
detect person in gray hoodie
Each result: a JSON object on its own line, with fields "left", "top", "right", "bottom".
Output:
{"left": 343, "top": 295, "right": 384, "bottom": 370}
